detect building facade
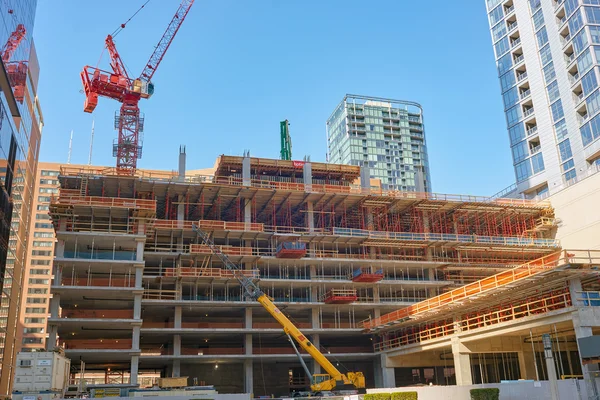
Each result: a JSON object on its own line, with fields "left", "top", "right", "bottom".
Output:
{"left": 486, "top": 0, "right": 600, "bottom": 197}
{"left": 0, "top": 0, "right": 43, "bottom": 395}
{"left": 327, "top": 95, "right": 431, "bottom": 192}
{"left": 46, "top": 155, "right": 558, "bottom": 395}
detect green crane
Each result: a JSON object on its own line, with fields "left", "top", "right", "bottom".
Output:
{"left": 280, "top": 119, "right": 292, "bottom": 161}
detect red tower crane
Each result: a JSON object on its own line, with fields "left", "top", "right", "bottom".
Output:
{"left": 2, "top": 23, "right": 27, "bottom": 103}
{"left": 80, "top": 0, "right": 194, "bottom": 175}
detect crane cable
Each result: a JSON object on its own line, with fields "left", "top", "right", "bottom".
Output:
{"left": 111, "top": 0, "right": 151, "bottom": 37}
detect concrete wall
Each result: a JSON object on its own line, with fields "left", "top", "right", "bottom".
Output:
{"left": 368, "top": 379, "right": 587, "bottom": 400}
{"left": 550, "top": 171, "right": 600, "bottom": 249}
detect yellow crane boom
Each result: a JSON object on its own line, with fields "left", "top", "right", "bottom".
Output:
{"left": 192, "top": 225, "right": 365, "bottom": 392}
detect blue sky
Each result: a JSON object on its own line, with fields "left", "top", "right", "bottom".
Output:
{"left": 32, "top": 1, "right": 510, "bottom": 195}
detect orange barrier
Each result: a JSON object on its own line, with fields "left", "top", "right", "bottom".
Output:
{"left": 60, "top": 278, "right": 135, "bottom": 288}
{"left": 361, "top": 250, "right": 579, "bottom": 330}
{"left": 190, "top": 244, "right": 253, "bottom": 256}
{"left": 62, "top": 310, "right": 134, "bottom": 319}
{"left": 198, "top": 219, "right": 264, "bottom": 232}
{"left": 52, "top": 195, "right": 156, "bottom": 211}
{"left": 62, "top": 339, "right": 132, "bottom": 350}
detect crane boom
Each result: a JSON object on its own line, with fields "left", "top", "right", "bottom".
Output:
{"left": 139, "top": 0, "right": 194, "bottom": 82}
{"left": 191, "top": 224, "right": 365, "bottom": 392}
{"left": 2, "top": 23, "right": 25, "bottom": 63}
{"left": 105, "top": 35, "right": 131, "bottom": 81}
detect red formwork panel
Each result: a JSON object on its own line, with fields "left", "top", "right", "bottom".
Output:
{"left": 276, "top": 242, "right": 307, "bottom": 259}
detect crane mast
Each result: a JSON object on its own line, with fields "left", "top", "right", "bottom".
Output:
{"left": 191, "top": 225, "right": 365, "bottom": 392}
{"left": 80, "top": 0, "right": 194, "bottom": 175}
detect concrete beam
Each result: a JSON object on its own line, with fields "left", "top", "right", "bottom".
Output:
{"left": 451, "top": 338, "right": 473, "bottom": 386}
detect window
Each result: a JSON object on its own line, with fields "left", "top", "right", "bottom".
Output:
{"left": 512, "top": 142, "right": 528, "bottom": 163}
{"left": 569, "top": 8, "right": 583, "bottom": 34}
{"left": 39, "top": 179, "right": 58, "bottom": 185}
{"left": 540, "top": 45, "right": 552, "bottom": 66}
{"left": 500, "top": 71, "right": 516, "bottom": 92}
{"left": 34, "top": 223, "right": 53, "bottom": 229}
{"left": 27, "top": 288, "right": 48, "bottom": 294}
{"left": 26, "top": 297, "right": 47, "bottom": 304}
{"left": 28, "top": 279, "right": 49, "bottom": 285}
{"left": 32, "top": 241, "right": 52, "bottom": 247}
{"left": 547, "top": 80, "right": 560, "bottom": 102}
{"left": 562, "top": 159, "right": 575, "bottom": 172}
{"left": 580, "top": 112, "right": 600, "bottom": 145}
{"left": 503, "top": 87, "right": 519, "bottom": 109}
{"left": 506, "top": 105, "right": 522, "bottom": 127}
{"left": 25, "top": 308, "right": 46, "bottom": 314}
{"left": 516, "top": 160, "right": 532, "bottom": 182}
{"left": 39, "top": 188, "right": 58, "bottom": 194}
{"left": 533, "top": 9, "right": 545, "bottom": 30}
{"left": 543, "top": 62, "right": 556, "bottom": 84}
{"left": 566, "top": 0, "right": 579, "bottom": 16}
{"left": 590, "top": 26, "right": 600, "bottom": 44}
{"left": 564, "top": 169, "right": 577, "bottom": 182}
{"left": 24, "top": 317, "right": 45, "bottom": 324}
{"left": 23, "top": 327, "right": 44, "bottom": 334}
{"left": 40, "top": 170, "right": 59, "bottom": 176}
{"left": 587, "top": 89, "right": 600, "bottom": 115}
{"left": 531, "top": 153, "right": 545, "bottom": 173}
{"left": 558, "top": 139, "right": 573, "bottom": 161}
{"left": 555, "top": 119, "right": 569, "bottom": 141}
{"left": 31, "top": 250, "right": 52, "bottom": 256}
{"left": 536, "top": 27, "right": 548, "bottom": 47}
{"left": 22, "top": 337, "right": 44, "bottom": 344}
{"left": 495, "top": 37, "right": 510, "bottom": 57}
{"left": 497, "top": 52, "right": 513, "bottom": 75}
{"left": 581, "top": 69, "right": 598, "bottom": 95}
{"left": 29, "top": 267, "right": 50, "bottom": 274}
{"left": 573, "top": 29, "right": 589, "bottom": 55}
{"left": 492, "top": 21, "right": 507, "bottom": 42}
{"left": 577, "top": 48, "right": 593, "bottom": 74}
{"left": 586, "top": 6, "right": 600, "bottom": 24}
{"left": 509, "top": 123, "right": 526, "bottom": 145}
{"left": 37, "top": 205, "right": 49, "bottom": 211}
{"left": 36, "top": 213, "right": 50, "bottom": 220}
{"left": 489, "top": 5, "right": 504, "bottom": 25}
{"left": 37, "top": 196, "right": 51, "bottom": 202}
{"left": 551, "top": 100, "right": 564, "bottom": 122}
{"left": 33, "top": 232, "right": 53, "bottom": 238}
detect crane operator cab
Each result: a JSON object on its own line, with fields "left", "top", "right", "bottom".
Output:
{"left": 132, "top": 78, "right": 154, "bottom": 99}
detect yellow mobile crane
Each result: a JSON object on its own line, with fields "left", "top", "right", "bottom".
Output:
{"left": 192, "top": 225, "right": 365, "bottom": 393}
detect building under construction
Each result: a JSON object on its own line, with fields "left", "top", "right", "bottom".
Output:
{"left": 45, "top": 153, "right": 600, "bottom": 396}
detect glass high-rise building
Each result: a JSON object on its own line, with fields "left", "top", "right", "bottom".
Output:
{"left": 327, "top": 95, "right": 431, "bottom": 192}
{"left": 0, "top": 0, "right": 43, "bottom": 395}
{"left": 486, "top": 0, "right": 600, "bottom": 198}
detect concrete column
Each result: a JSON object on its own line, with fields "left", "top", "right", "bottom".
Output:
{"left": 172, "top": 360, "right": 181, "bottom": 378}
{"left": 47, "top": 325, "right": 58, "bottom": 351}
{"left": 569, "top": 278, "right": 584, "bottom": 306}
{"left": 55, "top": 239, "right": 65, "bottom": 257}
{"left": 136, "top": 240, "right": 144, "bottom": 262}
{"left": 242, "top": 153, "right": 251, "bottom": 187}
{"left": 244, "top": 359, "right": 253, "bottom": 394}
{"left": 311, "top": 308, "right": 320, "bottom": 329}
{"left": 306, "top": 201, "right": 314, "bottom": 233}
{"left": 451, "top": 337, "right": 473, "bottom": 386}
{"left": 130, "top": 356, "right": 139, "bottom": 384}
{"left": 173, "top": 335, "right": 181, "bottom": 356}
{"left": 177, "top": 194, "right": 184, "bottom": 221}
{"left": 245, "top": 308, "right": 252, "bottom": 329}
{"left": 174, "top": 306, "right": 182, "bottom": 329}
{"left": 135, "top": 266, "right": 143, "bottom": 288}
{"left": 132, "top": 326, "right": 141, "bottom": 350}
{"left": 374, "top": 309, "right": 381, "bottom": 319}
{"left": 244, "top": 198, "right": 252, "bottom": 226}
{"left": 53, "top": 264, "right": 62, "bottom": 286}
{"left": 50, "top": 293, "right": 60, "bottom": 318}
{"left": 303, "top": 161, "right": 313, "bottom": 193}
{"left": 312, "top": 334, "right": 321, "bottom": 375}
{"left": 133, "top": 294, "right": 142, "bottom": 319}
{"left": 311, "top": 286, "right": 318, "bottom": 302}
{"left": 573, "top": 309, "right": 600, "bottom": 398}
{"left": 374, "top": 354, "right": 395, "bottom": 388}
{"left": 373, "top": 286, "right": 380, "bottom": 302}
{"left": 427, "top": 268, "right": 436, "bottom": 297}
{"left": 245, "top": 334, "right": 252, "bottom": 355}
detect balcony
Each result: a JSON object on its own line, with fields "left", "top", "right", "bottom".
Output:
{"left": 524, "top": 107, "right": 535, "bottom": 118}
{"left": 530, "top": 145, "right": 541, "bottom": 154}
{"left": 517, "top": 71, "right": 528, "bottom": 82}
{"left": 520, "top": 89, "right": 531, "bottom": 100}
{"left": 505, "top": 5, "right": 515, "bottom": 16}
{"left": 573, "top": 92, "right": 584, "bottom": 104}
{"left": 554, "top": 0, "right": 565, "bottom": 10}
{"left": 578, "top": 113, "right": 589, "bottom": 125}
{"left": 557, "top": 15, "right": 567, "bottom": 26}
{"left": 569, "top": 72, "right": 580, "bottom": 85}
{"left": 507, "top": 21, "right": 518, "bottom": 32}
{"left": 526, "top": 125, "right": 538, "bottom": 137}
{"left": 511, "top": 37, "right": 522, "bottom": 48}
{"left": 561, "top": 33, "right": 571, "bottom": 47}
{"left": 514, "top": 54, "right": 525, "bottom": 65}
{"left": 564, "top": 53, "right": 575, "bottom": 64}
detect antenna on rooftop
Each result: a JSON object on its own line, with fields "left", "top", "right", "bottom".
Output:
{"left": 88, "top": 119, "right": 95, "bottom": 165}
{"left": 67, "top": 129, "right": 74, "bottom": 164}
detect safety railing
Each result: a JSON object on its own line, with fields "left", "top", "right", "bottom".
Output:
{"left": 375, "top": 289, "right": 572, "bottom": 351}
{"left": 189, "top": 244, "right": 253, "bottom": 256}
{"left": 362, "top": 250, "right": 600, "bottom": 331}
{"left": 60, "top": 339, "right": 133, "bottom": 350}
{"left": 59, "top": 277, "right": 135, "bottom": 288}
{"left": 60, "top": 309, "right": 134, "bottom": 319}
{"left": 197, "top": 219, "right": 264, "bottom": 232}
{"left": 51, "top": 195, "right": 156, "bottom": 211}
{"left": 143, "top": 289, "right": 179, "bottom": 300}
{"left": 144, "top": 266, "right": 259, "bottom": 279}
{"left": 63, "top": 220, "right": 139, "bottom": 235}
{"left": 61, "top": 250, "right": 137, "bottom": 261}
